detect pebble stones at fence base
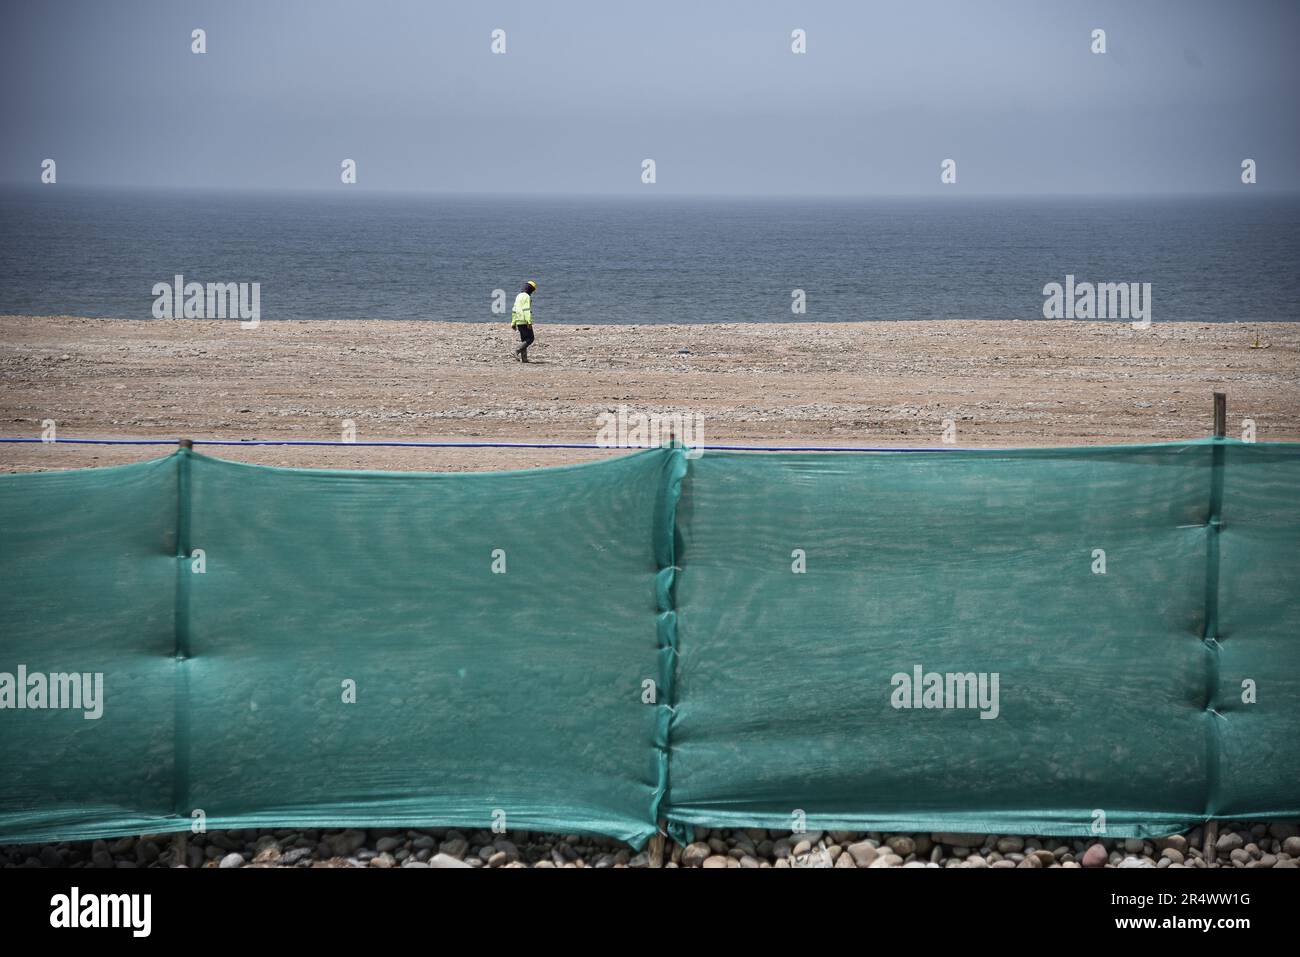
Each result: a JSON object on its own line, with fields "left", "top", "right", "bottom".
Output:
{"left": 438, "top": 835, "right": 469, "bottom": 859}
{"left": 326, "top": 829, "right": 367, "bottom": 857}
{"left": 885, "top": 835, "right": 915, "bottom": 856}
{"left": 1081, "top": 844, "right": 1109, "bottom": 868}
{"left": 681, "top": 842, "right": 711, "bottom": 867}
{"left": 790, "top": 847, "right": 835, "bottom": 869}
{"left": 279, "top": 847, "right": 312, "bottom": 866}
{"left": 3, "top": 822, "right": 1298, "bottom": 869}
{"left": 847, "top": 840, "right": 878, "bottom": 867}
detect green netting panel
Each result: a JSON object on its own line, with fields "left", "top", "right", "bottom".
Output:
{"left": 1, "top": 439, "right": 1296, "bottom": 846}
{"left": 667, "top": 440, "right": 1297, "bottom": 839}
{"left": 180, "top": 450, "right": 674, "bottom": 846}
{"left": 1214, "top": 442, "right": 1300, "bottom": 818}
{"left": 0, "top": 457, "right": 178, "bottom": 842}
{"left": 1, "top": 449, "right": 678, "bottom": 847}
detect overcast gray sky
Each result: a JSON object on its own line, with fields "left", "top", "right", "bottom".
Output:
{"left": 2, "top": 0, "right": 1297, "bottom": 194}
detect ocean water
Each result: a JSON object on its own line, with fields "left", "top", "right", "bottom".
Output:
{"left": 1, "top": 187, "right": 1297, "bottom": 324}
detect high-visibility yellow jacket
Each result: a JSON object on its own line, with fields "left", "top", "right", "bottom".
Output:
{"left": 511, "top": 292, "right": 533, "bottom": 326}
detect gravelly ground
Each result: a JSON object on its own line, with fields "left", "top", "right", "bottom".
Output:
{"left": 2, "top": 316, "right": 1298, "bottom": 473}
{"left": 4, "top": 823, "right": 1298, "bottom": 868}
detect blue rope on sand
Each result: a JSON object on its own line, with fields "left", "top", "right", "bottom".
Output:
{"left": 0, "top": 438, "right": 180, "bottom": 445}
{"left": 0, "top": 437, "right": 970, "bottom": 452}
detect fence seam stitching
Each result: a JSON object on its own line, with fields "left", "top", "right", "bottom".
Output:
{"left": 1202, "top": 438, "right": 1226, "bottom": 824}
{"left": 649, "top": 447, "right": 688, "bottom": 836}
{"left": 171, "top": 449, "right": 193, "bottom": 826}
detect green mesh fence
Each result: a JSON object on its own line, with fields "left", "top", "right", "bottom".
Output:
{"left": 0, "top": 440, "right": 1296, "bottom": 846}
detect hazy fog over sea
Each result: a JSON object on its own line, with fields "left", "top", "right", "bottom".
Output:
{"left": 2, "top": 1, "right": 1297, "bottom": 323}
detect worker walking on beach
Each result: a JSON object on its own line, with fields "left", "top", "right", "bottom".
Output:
{"left": 511, "top": 280, "right": 537, "bottom": 362}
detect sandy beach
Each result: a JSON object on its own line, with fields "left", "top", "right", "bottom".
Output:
{"left": 1, "top": 315, "right": 1297, "bottom": 473}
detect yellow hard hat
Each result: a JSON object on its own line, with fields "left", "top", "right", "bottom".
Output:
{"left": 525, "top": 280, "right": 537, "bottom": 292}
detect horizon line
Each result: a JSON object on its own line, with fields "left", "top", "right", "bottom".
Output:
{"left": 3, "top": 183, "right": 1297, "bottom": 201}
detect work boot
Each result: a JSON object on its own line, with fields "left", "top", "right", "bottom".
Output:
{"left": 520, "top": 346, "right": 530, "bottom": 363}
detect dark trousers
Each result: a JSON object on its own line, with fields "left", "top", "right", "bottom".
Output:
{"left": 515, "top": 324, "right": 534, "bottom": 360}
